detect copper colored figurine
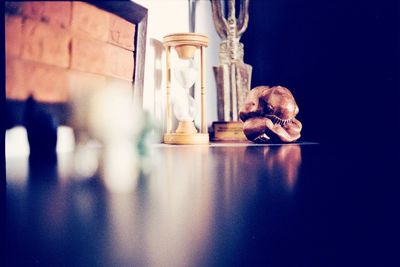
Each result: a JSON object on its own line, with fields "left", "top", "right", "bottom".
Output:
{"left": 239, "top": 86, "right": 302, "bottom": 143}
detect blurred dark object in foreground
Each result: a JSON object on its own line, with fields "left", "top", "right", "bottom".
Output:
{"left": 6, "top": 98, "right": 69, "bottom": 160}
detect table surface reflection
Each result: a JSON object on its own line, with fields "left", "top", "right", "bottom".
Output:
{"left": 6, "top": 143, "right": 398, "bottom": 266}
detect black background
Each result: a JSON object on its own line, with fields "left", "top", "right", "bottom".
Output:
{"left": 241, "top": 0, "right": 399, "bottom": 144}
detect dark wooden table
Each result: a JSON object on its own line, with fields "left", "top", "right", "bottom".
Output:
{"left": 5, "top": 143, "right": 399, "bottom": 266}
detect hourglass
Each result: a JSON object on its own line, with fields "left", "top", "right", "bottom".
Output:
{"left": 163, "top": 33, "right": 209, "bottom": 144}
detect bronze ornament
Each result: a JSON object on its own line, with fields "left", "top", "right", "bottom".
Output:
{"left": 239, "top": 86, "right": 302, "bottom": 143}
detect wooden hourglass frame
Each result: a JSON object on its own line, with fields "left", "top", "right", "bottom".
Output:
{"left": 163, "top": 33, "right": 209, "bottom": 145}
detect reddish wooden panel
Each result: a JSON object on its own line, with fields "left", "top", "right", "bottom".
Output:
{"left": 70, "top": 37, "right": 107, "bottom": 75}
{"left": 106, "top": 44, "right": 134, "bottom": 81}
{"left": 108, "top": 13, "right": 136, "bottom": 51}
{"left": 6, "top": 58, "right": 31, "bottom": 100}
{"left": 21, "top": 19, "right": 71, "bottom": 68}
{"left": 20, "top": 1, "right": 72, "bottom": 28}
{"left": 5, "top": 15, "right": 23, "bottom": 57}
{"left": 71, "top": 2, "right": 109, "bottom": 41}
{"left": 25, "top": 62, "right": 69, "bottom": 103}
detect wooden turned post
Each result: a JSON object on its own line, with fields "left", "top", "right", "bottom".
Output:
{"left": 166, "top": 45, "right": 172, "bottom": 134}
{"left": 200, "top": 46, "right": 206, "bottom": 133}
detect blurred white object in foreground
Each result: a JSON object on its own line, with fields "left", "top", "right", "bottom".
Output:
{"left": 88, "top": 87, "right": 142, "bottom": 193}
{"left": 70, "top": 83, "right": 159, "bottom": 193}
{"left": 88, "top": 87, "right": 142, "bottom": 143}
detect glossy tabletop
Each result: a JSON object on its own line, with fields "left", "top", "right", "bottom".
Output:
{"left": 6, "top": 143, "right": 399, "bottom": 266}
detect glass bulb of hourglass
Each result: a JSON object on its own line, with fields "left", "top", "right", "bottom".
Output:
{"left": 174, "top": 58, "right": 198, "bottom": 90}
{"left": 173, "top": 58, "right": 198, "bottom": 122}
{"left": 173, "top": 91, "right": 196, "bottom": 122}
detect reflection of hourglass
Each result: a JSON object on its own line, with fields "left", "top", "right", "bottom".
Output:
{"left": 163, "top": 33, "right": 209, "bottom": 144}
